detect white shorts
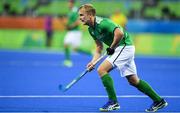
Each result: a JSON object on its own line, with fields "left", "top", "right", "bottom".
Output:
{"left": 106, "top": 46, "right": 137, "bottom": 77}
{"left": 64, "top": 31, "right": 82, "bottom": 48}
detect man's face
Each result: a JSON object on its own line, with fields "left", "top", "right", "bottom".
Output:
{"left": 78, "top": 9, "right": 91, "bottom": 26}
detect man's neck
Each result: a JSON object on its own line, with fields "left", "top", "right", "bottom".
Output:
{"left": 89, "top": 16, "right": 95, "bottom": 28}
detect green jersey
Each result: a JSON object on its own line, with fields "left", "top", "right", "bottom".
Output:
{"left": 88, "top": 16, "right": 133, "bottom": 46}
{"left": 67, "top": 7, "right": 79, "bottom": 30}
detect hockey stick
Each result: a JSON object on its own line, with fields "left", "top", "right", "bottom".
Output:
{"left": 59, "top": 52, "right": 106, "bottom": 92}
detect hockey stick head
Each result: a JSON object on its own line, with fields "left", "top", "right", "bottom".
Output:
{"left": 58, "top": 84, "right": 67, "bottom": 92}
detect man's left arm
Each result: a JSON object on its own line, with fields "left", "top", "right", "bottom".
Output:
{"left": 110, "top": 28, "right": 123, "bottom": 49}
{"left": 106, "top": 28, "right": 124, "bottom": 55}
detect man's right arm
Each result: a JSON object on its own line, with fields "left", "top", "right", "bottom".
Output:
{"left": 92, "top": 40, "right": 103, "bottom": 62}
{"left": 87, "top": 40, "right": 103, "bottom": 71}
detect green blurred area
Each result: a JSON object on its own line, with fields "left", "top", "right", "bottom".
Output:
{"left": 0, "top": 29, "right": 179, "bottom": 56}
{"left": 0, "top": 0, "right": 180, "bottom": 18}
{"left": 144, "top": 1, "right": 180, "bottom": 19}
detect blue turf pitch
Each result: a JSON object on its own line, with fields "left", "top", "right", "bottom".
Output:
{"left": 0, "top": 49, "right": 180, "bottom": 112}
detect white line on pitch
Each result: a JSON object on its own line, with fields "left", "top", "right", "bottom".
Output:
{"left": 0, "top": 95, "right": 180, "bottom": 98}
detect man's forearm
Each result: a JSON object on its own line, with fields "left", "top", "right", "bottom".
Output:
{"left": 110, "top": 28, "right": 124, "bottom": 49}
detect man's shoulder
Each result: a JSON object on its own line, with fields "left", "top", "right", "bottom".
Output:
{"left": 96, "top": 16, "right": 110, "bottom": 24}
{"left": 96, "top": 16, "right": 114, "bottom": 25}
{"left": 96, "top": 16, "right": 104, "bottom": 24}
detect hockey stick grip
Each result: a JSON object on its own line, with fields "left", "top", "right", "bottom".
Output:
{"left": 92, "top": 52, "right": 106, "bottom": 66}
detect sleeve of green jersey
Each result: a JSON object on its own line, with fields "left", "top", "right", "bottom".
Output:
{"left": 100, "top": 19, "right": 118, "bottom": 34}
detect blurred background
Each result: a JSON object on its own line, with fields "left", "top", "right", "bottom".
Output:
{"left": 0, "top": 0, "right": 179, "bottom": 56}
{"left": 0, "top": 0, "right": 180, "bottom": 112}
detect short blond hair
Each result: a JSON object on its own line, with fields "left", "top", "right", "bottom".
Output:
{"left": 78, "top": 4, "right": 96, "bottom": 16}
